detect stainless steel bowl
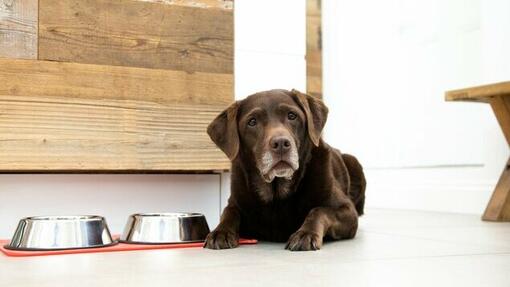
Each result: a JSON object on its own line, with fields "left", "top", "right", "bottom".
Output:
{"left": 5, "top": 215, "right": 117, "bottom": 250}
{"left": 120, "top": 213, "right": 210, "bottom": 244}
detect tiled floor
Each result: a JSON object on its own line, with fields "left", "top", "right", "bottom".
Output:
{"left": 1, "top": 209, "right": 509, "bottom": 287}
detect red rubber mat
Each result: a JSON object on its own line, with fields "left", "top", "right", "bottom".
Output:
{"left": 0, "top": 238, "right": 257, "bottom": 257}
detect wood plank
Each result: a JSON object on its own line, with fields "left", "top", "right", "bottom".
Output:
{"left": 143, "top": 0, "right": 232, "bottom": 9}
{"left": 0, "top": 58, "right": 232, "bottom": 105}
{"left": 38, "top": 0, "right": 233, "bottom": 74}
{"left": 306, "top": 50, "right": 322, "bottom": 77}
{"left": 306, "top": 0, "right": 321, "bottom": 17}
{"left": 306, "top": 15, "right": 321, "bottom": 52}
{"left": 306, "top": 49, "right": 322, "bottom": 98}
{"left": 307, "top": 75, "right": 322, "bottom": 98}
{"left": 306, "top": 0, "right": 322, "bottom": 98}
{"left": 0, "top": 0, "right": 37, "bottom": 59}
{"left": 482, "top": 157, "right": 510, "bottom": 221}
{"left": 445, "top": 81, "right": 510, "bottom": 102}
{"left": 0, "top": 58, "right": 232, "bottom": 172}
{"left": 489, "top": 96, "right": 510, "bottom": 145}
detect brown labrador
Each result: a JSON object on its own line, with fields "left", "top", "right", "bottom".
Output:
{"left": 204, "top": 89, "right": 366, "bottom": 251}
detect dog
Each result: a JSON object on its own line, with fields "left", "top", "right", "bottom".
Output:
{"left": 204, "top": 89, "right": 366, "bottom": 251}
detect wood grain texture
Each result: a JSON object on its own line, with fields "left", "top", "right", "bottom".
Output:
{"left": 482, "top": 157, "right": 510, "bottom": 221}
{"left": 0, "top": 0, "right": 37, "bottom": 59}
{"left": 306, "top": 0, "right": 321, "bottom": 17}
{"left": 0, "top": 58, "right": 233, "bottom": 172}
{"left": 38, "top": 0, "right": 233, "bottom": 74}
{"left": 307, "top": 75, "right": 322, "bottom": 99}
{"left": 307, "top": 51, "right": 322, "bottom": 98}
{"left": 445, "top": 81, "right": 510, "bottom": 102}
{"left": 482, "top": 96, "right": 510, "bottom": 221}
{"left": 306, "top": 0, "right": 322, "bottom": 98}
{"left": 489, "top": 96, "right": 510, "bottom": 145}
{"left": 141, "top": 0, "right": 232, "bottom": 9}
{"left": 306, "top": 13, "right": 321, "bottom": 52}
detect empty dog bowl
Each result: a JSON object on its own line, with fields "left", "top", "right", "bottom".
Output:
{"left": 5, "top": 215, "right": 117, "bottom": 250}
{"left": 120, "top": 213, "right": 210, "bottom": 244}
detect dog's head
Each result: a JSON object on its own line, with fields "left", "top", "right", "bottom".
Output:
{"left": 208, "top": 89, "right": 328, "bottom": 183}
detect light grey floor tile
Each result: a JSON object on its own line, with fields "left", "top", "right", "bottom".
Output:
{"left": 361, "top": 209, "right": 510, "bottom": 249}
{"left": 1, "top": 209, "right": 508, "bottom": 287}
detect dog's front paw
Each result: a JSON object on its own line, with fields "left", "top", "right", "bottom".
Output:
{"left": 203, "top": 229, "right": 239, "bottom": 250}
{"left": 285, "top": 230, "right": 322, "bottom": 251}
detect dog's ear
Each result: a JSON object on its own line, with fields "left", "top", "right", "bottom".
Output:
{"left": 291, "top": 89, "right": 328, "bottom": 146}
{"left": 207, "top": 101, "right": 240, "bottom": 160}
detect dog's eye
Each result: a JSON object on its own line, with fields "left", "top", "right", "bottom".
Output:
{"left": 248, "top": 118, "right": 257, "bottom": 126}
{"left": 287, "top": 112, "right": 297, "bottom": 120}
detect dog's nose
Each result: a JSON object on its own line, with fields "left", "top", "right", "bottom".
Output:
{"left": 270, "top": 136, "right": 292, "bottom": 154}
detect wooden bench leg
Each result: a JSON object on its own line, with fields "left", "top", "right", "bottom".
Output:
{"left": 483, "top": 96, "right": 510, "bottom": 221}
{"left": 482, "top": 158, "right": 510, "bottom": 221}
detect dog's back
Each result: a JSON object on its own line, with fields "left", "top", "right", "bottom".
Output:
{"left": 341, "top": 153, "right": 366, "bottom": 215}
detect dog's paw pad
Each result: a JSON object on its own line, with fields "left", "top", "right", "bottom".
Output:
{"left": 203, "top": 229, "right": 239, "bottom": 250}
{"left": 285, "top": 230, "right": 322, "bottom": 251}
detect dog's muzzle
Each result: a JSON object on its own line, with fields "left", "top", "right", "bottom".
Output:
{"left": 258, "top": 135, "right": 299, "bottom": 183}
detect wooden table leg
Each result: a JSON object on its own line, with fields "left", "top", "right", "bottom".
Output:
{"left": 482, "top": 158, "right": 510, "bottom": 221}
{"left": 483, "top": 96, "right": 510, "bottom": 221}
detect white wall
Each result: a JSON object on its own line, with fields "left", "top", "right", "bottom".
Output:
{"left": 0, "top": 0, "right": 307, "bottom": 238}
{"left": 0, "top": 175, "right": 221, "bottom": 238}
{"left": 322, "top": 0, "right": 510, "bottom": 214}
{"left": 235, "top": 0, "right": 306, "bottom": 97}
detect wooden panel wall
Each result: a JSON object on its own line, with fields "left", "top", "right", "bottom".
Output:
{"left": 0, "top": 0, "right": 37, "bottom": 59}
{"left": 38, "top": 0, "right": 233, "bottom": 74}
{"left": 0, "top": 0, "right": 234, "bottom": 172}
{"left": 306, "top": 0, "right": 322, "bottom": 98}
{"left": 0, "top": 58, "right": 232, "bottom": 172}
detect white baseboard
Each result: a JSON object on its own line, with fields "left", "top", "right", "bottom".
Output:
{"left": 364, "top": 166, "right": 497, "bottom": 215}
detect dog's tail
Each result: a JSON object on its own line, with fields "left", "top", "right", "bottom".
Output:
{"left": 342, "top": 154, "right": 366, "bottom": 216}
